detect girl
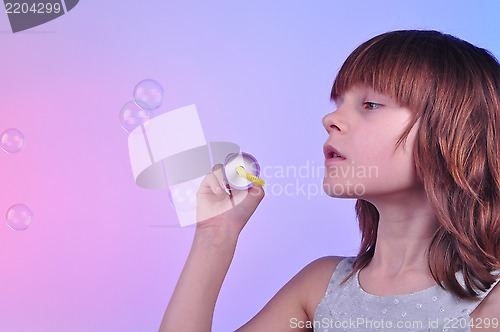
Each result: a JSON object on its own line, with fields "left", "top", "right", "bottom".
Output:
{"left": 159, "top": 30, "right": 500, "bottom": 331}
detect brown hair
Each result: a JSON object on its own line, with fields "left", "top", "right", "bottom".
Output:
{"left": 332, "top": 30, "right": 500, "bottom": 299}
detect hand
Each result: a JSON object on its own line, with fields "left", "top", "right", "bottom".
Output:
{"left": 195, "top": 164, "right": 265, "bottom": 240}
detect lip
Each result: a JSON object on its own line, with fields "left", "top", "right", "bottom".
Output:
{"left": 323, "top": 144, "right": 346, "bottom": 161}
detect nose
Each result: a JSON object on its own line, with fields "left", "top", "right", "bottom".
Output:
{"left": 322, "top": 111, "right": 345, "bottom": 134}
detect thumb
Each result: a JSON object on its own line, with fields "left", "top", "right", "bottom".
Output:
{"left": 248, "top": 184, "right": 265, "bottom": 201}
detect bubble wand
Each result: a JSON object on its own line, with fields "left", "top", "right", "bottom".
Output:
{"left": 222, "top": 152, "right": 265, "bottom": 193}
{"left": 236, "top": 166, "right": 265, "bottom": 186}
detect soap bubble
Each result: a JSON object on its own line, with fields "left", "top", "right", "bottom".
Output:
{"left": 168, "top": 182, "right": 198, "bottom": 212}
{"left": 6, "top": 203, "right": 33, "bottom": 231}
{"left": 133, "top": 79, "right": 164, "bottom": 111}
{"left": 1, "top": 128, "right": 25, "bottom": 153}
{"left": 119, "top": 100, "right": 152, "bottom": 133}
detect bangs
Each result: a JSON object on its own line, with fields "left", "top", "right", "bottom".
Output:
{"left": 331, "top": 30, "right": 439, "bottom": 112}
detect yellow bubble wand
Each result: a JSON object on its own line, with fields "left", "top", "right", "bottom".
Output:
{"left": 235, "top": 166, "right": 265, "bottom": 186}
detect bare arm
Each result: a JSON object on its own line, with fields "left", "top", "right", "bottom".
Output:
{"left": 159, "top": 163, "right": 265, "bottom": 331}
{"left": 159, "top": 228, "right": 238, "bottom": 332}
{"left": 160, "top": 236, "right": 340, "bottom": 332}
{"left": 158, "top": 163, "right": 340, "bottom": 332}
{"left": 235, "top": 256, "right": 342, "bottom": 332}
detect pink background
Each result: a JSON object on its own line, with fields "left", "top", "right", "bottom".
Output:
{"left": 1, "top": 1, "right": 499, "bottom": 331}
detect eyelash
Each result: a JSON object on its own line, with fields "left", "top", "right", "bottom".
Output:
{"left": 363, "top": 102, "right": 382, "bottom": 110}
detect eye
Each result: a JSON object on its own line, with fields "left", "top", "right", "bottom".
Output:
{"left": 362, "top": 101, "right": 382, "bottom": 110}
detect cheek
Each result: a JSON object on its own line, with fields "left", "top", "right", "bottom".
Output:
{"left": 349, "top": 132, "right": 394, "bottom": 168}
{"left": 323, "top": 119, "right": 419, "bottom": 197}
{"left": 378, "top": 157, "right": 416, "bottom": 186}
{"left": 349, "top": 131, "right": 416, "bottom": 185}
{"left": 373, "top": 138, "right": 418, "bottom": 187}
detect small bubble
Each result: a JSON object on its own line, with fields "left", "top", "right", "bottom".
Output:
{"left": 416, "top": 303, "right": 422, "bottom": 308}
{"left": 133, "top": 79, "right": 164, "bottom": 111}
{"left": 6, "top": 204, "right": 33, "bottom": 231}
{"left": 432, "top": 296, "right": 438, "bottom": 301}
{"left": 119, "top": 100, "right": 152, "bottom": 133}
{"left": 439, "top": 307, "right": 445, "bottom": 312}
{"left": 382, "top": 309, "right": 388, "bottom": 314}
{"left": 393, "top": 299, "right": 399, "bottom": 304}
{"left": 1, "top": 128, "right": 25, "bottom": 153}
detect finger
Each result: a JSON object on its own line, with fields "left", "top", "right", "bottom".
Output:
{"left": 205, "top": 173, "right": 227, "bottom": 195}
{"left": 249, "top": 184, "right": 265, "bottom": 201}
{"left": 199, "top": 169, "right": 219, "bottom": 192}
{"left": 211, "top": 164, "right": 231, "bottom": 195}
{"left": 199, "top": 166, "right": 230, "bottom": 196}
{"left": 212, "top": 163, "right": 223, "bottom": 172}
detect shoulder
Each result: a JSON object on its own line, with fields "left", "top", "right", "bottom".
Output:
{"left": 300, "top": 256, "right": 346, "bottom": 280}
{"left": 294, "top": 256, "right": 347, "bottom": 320}
{"left": 253, "top": 256, "right": 347, "bottom": 324}
{"left": 234, "top": 257, "right": 346, "bottom": 331}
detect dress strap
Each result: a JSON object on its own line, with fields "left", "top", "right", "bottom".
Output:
{"left": 462, "top": 269, "right": 500, "bottom": 314}
{"left": 322, "top": 257, "right": 355, "bottom": 296}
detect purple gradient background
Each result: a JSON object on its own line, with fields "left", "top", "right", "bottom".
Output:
{"left": 1, "top": 1, "right": 499, "bottom": 331}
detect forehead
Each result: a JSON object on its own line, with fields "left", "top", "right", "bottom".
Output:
{"left": 330, "top": 33, "right": 431, "bottom": 109}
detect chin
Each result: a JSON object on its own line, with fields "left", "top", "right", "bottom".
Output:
{"left": 323, "top": 179, "right": 367, "bottom": 199}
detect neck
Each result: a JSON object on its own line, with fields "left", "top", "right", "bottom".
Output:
{"left": 365, "top": 189, "right": 439, "bottom": 276}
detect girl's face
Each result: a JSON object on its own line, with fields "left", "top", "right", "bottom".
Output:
{"left": 322, "top": 85, "right": 420, "bottom": 201}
